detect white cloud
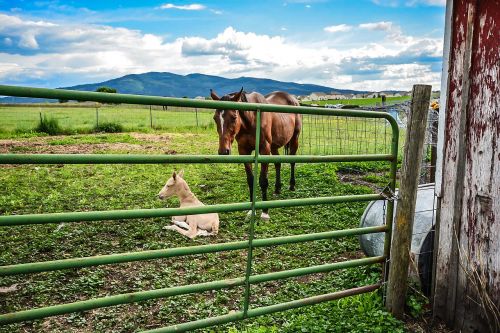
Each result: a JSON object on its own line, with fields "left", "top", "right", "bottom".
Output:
{"left": 160, "top": 3, "right": 206, "bottom": 10}
{"left": 0, "top": 14, "right": 442, "bottom": 91}
{"left": 359, "top": 21, "right": 393, "bottom": 31}
{"left": 324, "top": 24, "right": 352, "bottom": 33}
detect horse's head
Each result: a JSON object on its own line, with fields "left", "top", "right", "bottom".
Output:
{"left": 210, "top": 87, "right": 244, "bottom": 155}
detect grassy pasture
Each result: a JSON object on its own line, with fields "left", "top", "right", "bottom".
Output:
{"left": 301, "top": 96, "right": 411, "bottom": 107}
{"left": 0, "top": 129, "right": 410, "bottom": 332}
{"left": 0, "top": 104, "right": 215, "bottom": 134}
{"left": 0, "top": 104, "right": 405, "bottom": 157}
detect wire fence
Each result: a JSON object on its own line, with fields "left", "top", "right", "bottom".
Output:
{"left": 0, "top": 104, "right": 215, "bottom": 133}
{"left": 1, "top": 101, "right": 439, "bottom": 167}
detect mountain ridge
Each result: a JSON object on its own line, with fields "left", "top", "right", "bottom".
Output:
{"left": 1, "top": 72, "right": 374, "bottom": 103}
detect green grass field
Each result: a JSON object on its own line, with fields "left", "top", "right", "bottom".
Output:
{"left": 0, "top": 104, "right": 215, "bottom": 134}
{"left": 0, "top": 95, "right": 411, "bottom": 135}
{"left": 301, "top": 96, "right": 411, "bottom": 107}
{"left": 0, "top": 103, "right": 405, "bottom": 157}
{"left": 0, "top": 129, "right": 419, "bottom": 332}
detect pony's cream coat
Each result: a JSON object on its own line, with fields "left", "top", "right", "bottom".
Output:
{"left": 158, "top": 170, "right": 219, "bottom": 239}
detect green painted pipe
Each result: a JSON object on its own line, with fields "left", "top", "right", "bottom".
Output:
{"left": 0, "top": 277, "right": 246, "bottom": 325}
{"left": 140, "top": 284, "right": 380, "bottom": 333}
{"left": 249, "top": 256, "right": 384, "bottom": 284}
{"left": 142, "top": 312, "right": 245, "bottom": 333}
{"left": 0, "top": 84, "right": 399, "bottom": 127}
{"left": 0, "top": 153, "right": 393, "bottom": 164}
{"left": 0, "top": 202, "right": 251, "bottom": 226}
{"left": 0, "top": 226, "right": 387, "bottom": 276}
{"left": 258, "top": 154, "right": 394, "bottom": 163}
{"left": 0, "top": 154, "right": 254, "bottom": 164}
{"left": 0, "top": 194, "right": 382, "bottom": 226}
{"left": 246, "top": 283, "right": 381, "bottom": 318}
{"left": 0, "top": 257, "right": 382, "bottom": 325}
{"left": 256, "top": 194, "right": 383, "bottom": 210}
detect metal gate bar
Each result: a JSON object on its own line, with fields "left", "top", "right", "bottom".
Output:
{"left": 0, "top": 194, "right": 383, "bottom": 226}
{"left": 0, "top": 225, "right": 388, "bottom": 276}
{"left": 0, "top": 84, "right": 399, "bottom": 332}
{"left": 0, "top": 257, "right": 384, "bottom": 325}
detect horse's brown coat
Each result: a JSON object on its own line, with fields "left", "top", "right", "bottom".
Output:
{"left": 210, "top": 88, "right": 301, "bottom": 218}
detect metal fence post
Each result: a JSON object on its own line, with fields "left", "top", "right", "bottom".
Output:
{"left": 386, "top": 84, "right": 431, "bottom": 318}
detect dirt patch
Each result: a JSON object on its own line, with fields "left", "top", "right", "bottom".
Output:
{"left": 404, "top": 313, "right": 455, "bottom": 333}
{"left": 0, "top": 133, "right": 179, "bottom": 154}
{"left": 0, "top": 140, "right": 157, "bottom": 154}
{"left": 338, "top": 173, "right": 382, "bottom": 192}
{"left": 130, "top": 133, "right": 171, "bottom": 143}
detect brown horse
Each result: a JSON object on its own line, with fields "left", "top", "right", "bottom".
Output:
{"left": 210, "top": 88, "right": 302, "bottom": 220}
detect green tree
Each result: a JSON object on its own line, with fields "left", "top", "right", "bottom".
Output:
{"left": 95, "top": 86, "right": 117, "bottom": 93}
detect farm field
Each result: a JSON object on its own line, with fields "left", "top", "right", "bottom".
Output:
{"left": 0, "top": 104, "right": 405, "bottom": 156}
{"left": 0, "top": 129, "right": 416, "bottom": 332}
{"left": 300, "top": 96, "right": 411, "bottom": 107}
{"left": 0, "top": 104, "right": 215, "bottom": 134}
{"left": 0, "top": 96, "right": 410, "bottom": 135}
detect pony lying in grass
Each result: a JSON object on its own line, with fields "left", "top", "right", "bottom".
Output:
{"left": 158, "top": 170, "right": 219, "bottom": 239}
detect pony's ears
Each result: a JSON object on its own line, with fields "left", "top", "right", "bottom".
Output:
{"left": 210, "top": 89, "right": 220, "bottom": 101}
{"left": 232, "top": 87, "right": 244, "bottom": 102}
{"left": 172, "top": 170, "right": 184, "bottom": 180}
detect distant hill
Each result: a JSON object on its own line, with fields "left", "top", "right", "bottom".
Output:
{"left": 0, "top": 72, "right": 370, "bottom": 103}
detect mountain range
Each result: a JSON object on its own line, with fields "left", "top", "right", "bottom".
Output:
{"left": 1, "top": 72, "right": 372, "bottom": 103}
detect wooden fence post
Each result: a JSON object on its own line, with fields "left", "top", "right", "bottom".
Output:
{"left": 429, "top": 108, "right": 439, "bottom": 183}
{"left": 150, "top": 105, "right": 153, "bottom": 129}
{"left": 386, "top": 84, "right": 432, "bottom": 318}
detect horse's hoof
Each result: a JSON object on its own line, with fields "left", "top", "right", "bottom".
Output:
{"left": 289, "top": 186, "right": 295, "bottom": 191}
{"left": 273, "top": 189, "right": 281, "bottom": 195}
{"left": 260, "top": 212, "right": 270, "bottom": 221}
{"left": 163, "top": 225, "right": 176, "bottom": 230}
{"left": 244, "top": 210, "right": 254, "bottom": 221}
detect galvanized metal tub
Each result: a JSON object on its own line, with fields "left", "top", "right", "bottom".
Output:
{"left": 359, "top": 183, "right": 436, "bottom": 258}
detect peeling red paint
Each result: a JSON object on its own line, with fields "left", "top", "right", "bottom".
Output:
{"left": 436, "top": 0, "right": 499, "bottom": 332}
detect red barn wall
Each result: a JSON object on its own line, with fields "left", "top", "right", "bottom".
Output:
{"left": 434, "top": 0, "right": 499, "bottom": 332}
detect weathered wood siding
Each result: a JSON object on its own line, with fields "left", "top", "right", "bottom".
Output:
{"left": 434, "top": 0, "right": 500, "bottom": 332}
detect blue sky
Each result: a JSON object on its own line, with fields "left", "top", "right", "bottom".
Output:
{"left": 0, "top": 0, "right": 446, "bottom": 91}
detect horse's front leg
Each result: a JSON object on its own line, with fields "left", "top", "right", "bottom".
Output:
{"left": 238, "top": 146, "right": 254, "bottom": 202}
{"left": 271, "top": 147, "right": 281, "bottom": 195}
{"left": 259, "top": 143, "right": 271, "bottom": 220}
{"left": 288, "top": 134, "right": 300, "bottom": 191}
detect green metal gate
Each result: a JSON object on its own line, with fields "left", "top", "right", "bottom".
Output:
{"left": 0, "top": 85, "right": 399, "bottom": 332}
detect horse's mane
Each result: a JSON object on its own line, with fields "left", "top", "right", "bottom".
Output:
{"left": 225, "top": 90, "right": 249, "bottom": 103}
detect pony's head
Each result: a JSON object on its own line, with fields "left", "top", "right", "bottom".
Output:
{"left": 158, "top": 170, "right": 186, "bottom": 200}
{"left": 210, "top": 87, "right": 244, "bottom": 155}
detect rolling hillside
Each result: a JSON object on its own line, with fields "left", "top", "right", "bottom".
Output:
{"left": 1, "top": 72, "right": 368, "bottom": 103}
